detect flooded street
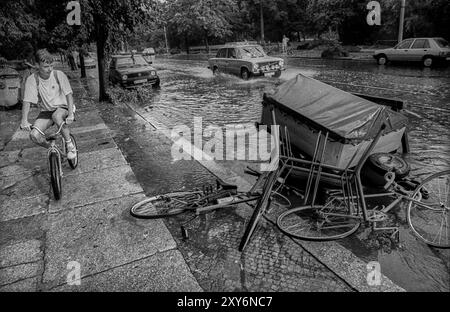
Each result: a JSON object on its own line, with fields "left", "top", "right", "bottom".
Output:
{"left": 88, "top": 56, "right": 449, "bottom": 291}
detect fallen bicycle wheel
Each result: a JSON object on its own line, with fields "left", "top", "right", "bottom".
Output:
{"left": 277, "top": 200, "right": 361, "bottom": 241}
{"left": 407, "top": 170, "right": 450, "bottom": 248}
{"left": 130, "top": 191, "right": 203, "bottom": 219}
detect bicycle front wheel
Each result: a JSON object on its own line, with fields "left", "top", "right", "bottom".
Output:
{"left": 277, "top": 201, "right": 361, "bottom": 241}
{"left": 49, "top": 152, "right": 62, "bottom": 200}
{"left": 407, "top": 170, "right": 450, "bottom": 248}
{"left": 67, "top": 134, "right": 78, "bottom": 169}
{"left": 130, "top": 191, "right": 203, "bottom": 219}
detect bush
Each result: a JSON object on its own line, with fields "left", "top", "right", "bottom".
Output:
{"left": 321, "top": 44, "right": 350, "bottom": 59}
{"left": 296, "top": 42, "right": 311, "bottom": 50}
{"left": 343, "top": 45, "right": 361, "bottom": 52}
{"left": 108, "top": 85, "right": 156, "bottom": 105}
{"left": 169, "top": 48, "right": 181, "bottom": 55}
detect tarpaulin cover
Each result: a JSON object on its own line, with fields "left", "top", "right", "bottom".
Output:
{"left": 265, "top": 74, "right": 408, "bottom": 142}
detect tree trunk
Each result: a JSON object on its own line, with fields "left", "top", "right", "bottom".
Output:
{"left": 185, "top": 33, "right": 190, "bottom": 54}
{"left": 95, "top": 15, "right": 108, "bottom": 102}
{"left": 260, "top": 1, "right": 265, "bottom": 44}
{"left": 79, "top": 49, "right": 86, "bottom": 78}
{"left": 204, "top": 30, "right": 209, "bottom": 54}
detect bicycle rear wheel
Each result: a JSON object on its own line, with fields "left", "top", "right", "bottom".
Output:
{"left": 130, "top": 191, "right": 203, "bottom": 219}
{"left": 67, "top": 134, "right": 78, "bottom": 169}
{"left": 407, "top": 170, "right": 450, "bottom": 248}
{"left": 277, "top": 200, "right": 361, "bottom": 241}
{"left": 49, "top": 152, "right": 62, "bottom": 200}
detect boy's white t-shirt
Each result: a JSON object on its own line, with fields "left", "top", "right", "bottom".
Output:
{"left": 23, "top": 70, "right": 73, "bottom": 111}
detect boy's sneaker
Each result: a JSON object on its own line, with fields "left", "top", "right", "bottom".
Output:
{"left": 66, "top": 141, "right": 77, "bottom": 160}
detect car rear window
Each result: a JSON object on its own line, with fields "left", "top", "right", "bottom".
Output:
{"left": 435, "top": 38, "right": 449, "bottom": 48}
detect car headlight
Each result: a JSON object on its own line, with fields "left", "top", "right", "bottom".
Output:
{"left": 122, "top": 75, "right": 127, "bottom": 80}
{"left": 280, "top": 60, "right": 284, "bottom": 67}
{"left": 253, "top": 63, "right": 259, "bottom": 71}
{"left": 151, "top": 71, "right": 156, "bottom": 76}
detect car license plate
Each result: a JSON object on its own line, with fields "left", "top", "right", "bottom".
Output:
{"left": 134, "top": 79, "right": 147, "bottom": 84}
{"left": 264, "top": 72, "right": 275, "bottom": 77}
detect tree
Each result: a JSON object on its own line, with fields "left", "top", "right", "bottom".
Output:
{"left": 168, "top": 0, "right": 237, "bottom": 52}
{"left": 48, "top": 0, "right": 158, "bottom": 101}
{"left": 0, "top": 0, "right": 44, "bottom": 59}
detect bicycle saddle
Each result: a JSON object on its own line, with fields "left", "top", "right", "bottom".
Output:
{"left": 216, "top": 178, "right": 238, "bottom": 191}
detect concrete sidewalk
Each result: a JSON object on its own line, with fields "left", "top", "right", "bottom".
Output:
{"left": 0, "top": 74, "right": 201, "bottom": 291}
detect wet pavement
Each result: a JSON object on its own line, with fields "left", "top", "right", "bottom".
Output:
{"left": 92, "top": 56, "right": 449, "bottom": 292}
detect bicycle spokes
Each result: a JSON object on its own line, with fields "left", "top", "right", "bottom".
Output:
{"left": 407, "top": 170, "right": 450, "bottom": 248}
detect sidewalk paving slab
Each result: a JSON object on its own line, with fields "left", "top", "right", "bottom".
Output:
{"left": 48, "top": 165, "right": 143, "bottom": 213}
{"left": 0, "top": 276, "right": 40, "bottom": 292}
{"left": 0, "top": 239, "right": 43, "bottom": 268}
{"left": 0, "top": 194, "right": 48, "bottom": 222}
{"left": 0, "top": 261, "right": 42, "bottom": 286}
{"left": 64, "top": 147, "right": 128, "bottom": 177}
{"left": 43, "top": 193, "right": 177, "bottom": 288}
{"left": 52, "top": 249, "right": 202, "bottom": 292}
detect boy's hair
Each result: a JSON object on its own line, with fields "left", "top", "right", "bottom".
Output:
{"left": 35, "top": 49, "right": 53, "bottom": 65}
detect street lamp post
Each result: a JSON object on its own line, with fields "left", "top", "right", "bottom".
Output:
{"left": 398, "top": 0, "right": 406, "bottom": 43}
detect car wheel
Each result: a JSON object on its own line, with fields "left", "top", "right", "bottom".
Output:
{"left": 377, "top": 55, "right": 387, "bottom": 65}
{"left": 273, "top": 70, "right": 282, "bottom": 78}
{"left": 423, "top": 56, "right": 433, "bottom": 67}
{"left": 241, "top": 68, "right": 250, "bottom": 80}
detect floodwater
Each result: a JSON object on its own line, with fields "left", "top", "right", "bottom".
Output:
{"left": 86, "top": 56, "right": 449, "bottom": 291}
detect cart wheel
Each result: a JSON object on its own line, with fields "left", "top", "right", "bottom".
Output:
{"left": 362, "top": 153, "right": 410, "bottom": 187}
{"left": 407, "top": 170, "right": 450, "bottom": 248}
{"left": 277, "top": 199, "right": 361, "bottom": 241}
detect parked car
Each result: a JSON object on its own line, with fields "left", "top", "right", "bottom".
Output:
{"left": 208, "top": 42, "right": 285, "bottom": 80}
{"left": 108, "top": 53, "right": 160, "bottom": 88}
{"left": 0, "top": 66, "right": 21, "bottom": 108}
{"left": 142, "top": 47, "right": 155, "bottom": 64}
{"left": 373, "top": 37, "right": 450, "bottom": 67}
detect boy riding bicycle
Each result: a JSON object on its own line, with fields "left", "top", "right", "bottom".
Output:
{"left": 20, "top": 49, "right": 77, "bottom": 159}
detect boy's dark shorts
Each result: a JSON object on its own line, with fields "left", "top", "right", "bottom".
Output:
{"left": 37, "top": 108, "right": 68, "bottom": 120}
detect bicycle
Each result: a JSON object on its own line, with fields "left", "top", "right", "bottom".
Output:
{"left": 275, "top": 124, "right": 450, "bottom": 248}
{"left": 130, "top": 173, "right": 291, "bottom": 219}
{"left": 31, "top": 120, "right": 79, "bottom": 200}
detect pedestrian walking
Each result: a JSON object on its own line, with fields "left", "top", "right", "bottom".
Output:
{"left": 282, "top": 35, "right": 289, "bottom": 54}
{"left": 67, "top": 49, "right": 77, "bottom": 71}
